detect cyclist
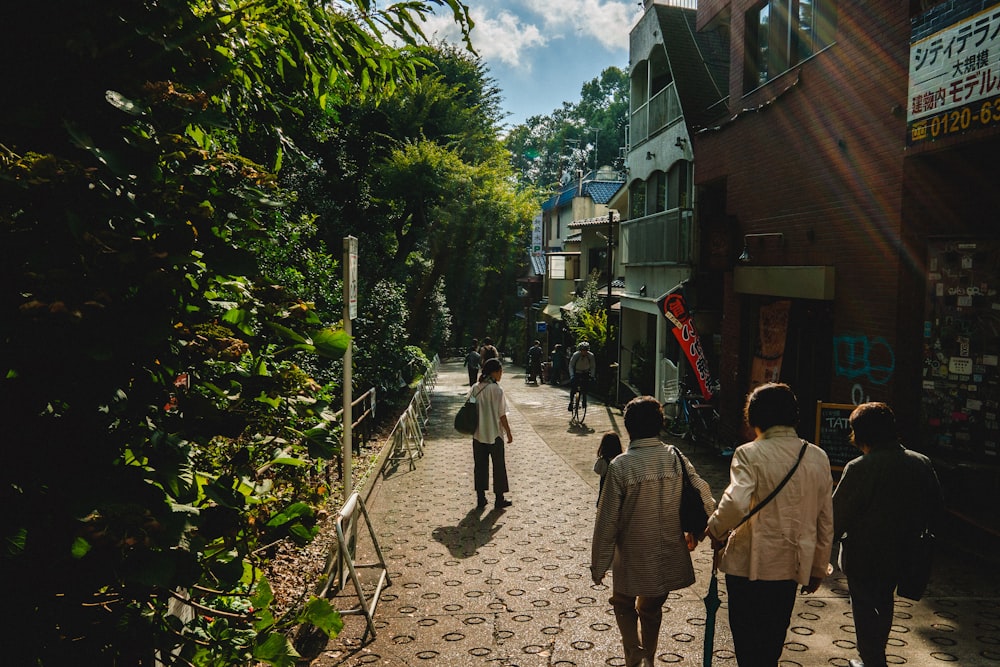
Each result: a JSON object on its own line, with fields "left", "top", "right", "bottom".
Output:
{"left": 567, "top": 341, "right": 596, "bottom": 412}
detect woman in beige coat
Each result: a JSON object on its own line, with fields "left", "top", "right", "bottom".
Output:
{"left": 591, "top": 396, "right": 716, "bottom": 667}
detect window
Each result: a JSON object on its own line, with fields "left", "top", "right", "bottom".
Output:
{"left": 549, "top": 255, "right": 566, "bottom": 280}
{"left": 629, "top": 180, "right": 647, "bottom": 219}
{"left": 745, "top": 0, "right": 836, "bottom": 88}
{"left": 589, "top": 247, "right": 609, "bottom": 282}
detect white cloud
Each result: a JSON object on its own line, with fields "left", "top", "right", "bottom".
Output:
{"left": 517, "top": 0, "right": 637, "bottom": 52}
{"left": 421, "top": 1, "right": 634, "bottom": 70}
{"left": 421, "top": 8, "right": 547, "bottom": 69}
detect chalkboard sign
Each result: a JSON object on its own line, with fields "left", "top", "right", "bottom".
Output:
{"left": 814, "top": 402, "right": 858, "bottom": 470}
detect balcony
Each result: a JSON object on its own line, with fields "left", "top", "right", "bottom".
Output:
{"left": 620, "top": 208, "right": 694, "bottom": 266}
{"left": 629, "top": 83, "right": 682, "bottom": 147}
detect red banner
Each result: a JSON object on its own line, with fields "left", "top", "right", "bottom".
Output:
{"left": 657, "top": 290, "right": 714, "bottom": 400}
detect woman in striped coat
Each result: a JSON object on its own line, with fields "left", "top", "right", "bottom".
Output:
{"left": 591, "top": 396, "right": 716, "bottom": 667}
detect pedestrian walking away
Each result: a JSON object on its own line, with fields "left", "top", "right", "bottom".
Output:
{"left": 470, "top": 357, "right": 514, "bottom": 509}
{"left": 707, "top": 382, "right": 834, "bottom": 667}
{"left": 478, "top": 336, "right": 499, "bottom": 368}
{"left": 526, "top": 339, "right": 543, "bottom": 384}
{"left": 591, "top": 396, "right": 716, "bottom": 667}
{"left": 464, "top": 344, "right": 481, "bottom": 386}
{"left": 550, "top": 343, "right": 567, "bottom": 385}
{"left": 568, "top": 341, "right": 596, "bottom": 412}
{"left": 593, "top": 430, "right": 623, "bottom": 507}
{"left": 833, "top": 402, "right": 944, "bottom": 667}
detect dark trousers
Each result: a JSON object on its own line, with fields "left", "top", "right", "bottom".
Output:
{"left": 569, "top": 374, "right": 590, "bottom": 407}
{"left": 467, "top": 366, "right": 478, "bottom": 386}
{"left": 726, "top": 575, "right": 797, "bottom": 667}
{"left": 848, "top": 575, "right": 895, "bottom": 667}
{"left": 473, "top": 437, "right": 509, "bottom": 495}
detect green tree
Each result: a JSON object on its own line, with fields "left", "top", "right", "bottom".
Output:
{"left": 505, "top": 66, "right": 628, "bottom": 190}
{"left": 0, "top": 1, "right": 472, "bottom": 664}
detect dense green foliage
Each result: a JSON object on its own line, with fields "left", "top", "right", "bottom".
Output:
{"left": 0, "top": 1, "right": 542, "bottom": 664}
{"left": 504, "top": 66, "right": 629, "bottom": 190}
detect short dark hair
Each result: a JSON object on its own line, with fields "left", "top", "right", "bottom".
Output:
{"left": 744, "top": 383, "right": 799, "bottom": 431}
{"left": 480, "top": 357, "right": 502, "bottom": 378}
{"left": 624, "top": 396, "right": 664, "bottom": 439}
{"left": 849, "top": 402, "right": 897, "bottom": 449}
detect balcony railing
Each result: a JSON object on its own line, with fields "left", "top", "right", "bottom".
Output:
{"left": 629, "top": 83, "right": 682, "bottom": 146}
{"left": 620, "top": 208, "right": 694, "bottom": 265}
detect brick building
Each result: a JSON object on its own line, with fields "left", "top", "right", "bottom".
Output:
{"left": 691, "top": 0, "right": 1000, "bottom": 523}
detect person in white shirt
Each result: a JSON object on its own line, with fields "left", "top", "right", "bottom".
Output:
{"left": 471, "top": 358, "right": 514, "bottom": 509}
{"left": 707, "top": 382, "right": 833, "bottom": 667}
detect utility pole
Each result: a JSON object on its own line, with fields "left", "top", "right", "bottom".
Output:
{"left": 606, "top": 210, "right": 614, "bottom": 304}
{"left": 587, "top": 127, "right": 600, "bottom": 174}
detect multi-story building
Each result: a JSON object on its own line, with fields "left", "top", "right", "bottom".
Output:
{"left": 612, "top": 0, "right": 729, "bottom": 405}
{"left": 693, "top": 0, "right": 1000, "bottom": 522}
{"left": 536, "top": 168, "right": 625, "bottom": 356}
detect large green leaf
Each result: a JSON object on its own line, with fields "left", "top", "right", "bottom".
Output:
{"left": 310, "top": 327, "right": 350, "bottom": 359}
{"left": 301, "top": 597, "right": 344, "bottom": 636}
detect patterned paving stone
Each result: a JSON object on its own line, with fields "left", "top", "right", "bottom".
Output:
{"left": 311, "top": 360, "right": 1000, "bottom": 667}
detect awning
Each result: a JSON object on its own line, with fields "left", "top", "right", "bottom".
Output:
{"left": 542, "top": 304, "right": 563, "bottom": 320}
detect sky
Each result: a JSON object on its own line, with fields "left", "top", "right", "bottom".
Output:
{"left": 422, "top": 0, "right": 642, "bottom": 129}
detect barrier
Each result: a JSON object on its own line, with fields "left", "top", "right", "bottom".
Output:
{"left": 385, "top": 358, "right": 438, "bottom": 470}
{"left": 318, "top": 492, "right": 390, "bottom": 642}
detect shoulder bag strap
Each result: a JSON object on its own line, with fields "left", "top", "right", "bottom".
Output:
{"left": 734, "top": 440, "right": 809, "bottom": 530}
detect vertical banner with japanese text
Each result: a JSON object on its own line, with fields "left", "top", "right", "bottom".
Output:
{"left": 657, "top": 287, "right": 714, "bottom": 400}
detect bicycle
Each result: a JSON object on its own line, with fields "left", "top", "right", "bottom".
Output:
{"left": 569, "top": 372, "right": 591, "bottom": 425}
{"left": 664, "top": 379, "right": 720, "bottom": 450}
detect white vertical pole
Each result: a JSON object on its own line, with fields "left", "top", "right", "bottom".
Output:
{"left": 343, "top": 236, "right": 358, "bottom": 502}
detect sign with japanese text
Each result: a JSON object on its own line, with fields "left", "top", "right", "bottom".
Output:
{"left": 908, "top": 5, "right": 1000, "bottom": 146}
{"left": 532, "top": 214, "right": 543, "bottom": 252}
{"left": 657, "top": 288, "right": 714, "bottom": 400}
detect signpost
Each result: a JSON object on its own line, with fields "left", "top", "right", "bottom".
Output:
{"left": 343, "top": 236, "right": 358, "bottom": 501}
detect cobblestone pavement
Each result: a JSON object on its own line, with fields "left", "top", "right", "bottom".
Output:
{"left": 310, "top": 360, "right": 1000, "bottom": 666}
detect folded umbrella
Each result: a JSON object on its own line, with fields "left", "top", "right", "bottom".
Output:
{"left": 703, "top": 555, "right": 721, "bottom": 666}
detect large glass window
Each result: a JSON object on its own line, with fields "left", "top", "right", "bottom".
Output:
{"left": 745, "top": 0, "right": 836, "bottom": 89}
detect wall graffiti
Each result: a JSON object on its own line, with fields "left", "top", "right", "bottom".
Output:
{"left": 833, "top": 334, "right": 896, "bottom": 385}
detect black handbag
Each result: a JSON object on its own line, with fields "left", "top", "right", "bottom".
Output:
{"left": 454, "top": 385, "right": 484, "bottom": 435}
{"left": 674, "top": 447, "right": 708, "bottom": 535}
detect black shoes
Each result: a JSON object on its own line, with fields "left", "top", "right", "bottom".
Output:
{"left": 567, "top": 404, "right": 573, "bottom": 411}
{"left": 478, "top": 493, "right": 511, "bottom": 509}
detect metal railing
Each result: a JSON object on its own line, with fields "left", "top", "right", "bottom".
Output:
{"left": 630, "top": 82, "right": 682, "bottom": 146}
{"left": 620, "top": 208, "right": 694, "bottom": 265}
{"left": 385, "top": 355, "right": 438, "bottom": 470}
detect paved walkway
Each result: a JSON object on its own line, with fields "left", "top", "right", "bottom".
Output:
{"left": 312, "top": 360, "right": 1000, "bottom": 666}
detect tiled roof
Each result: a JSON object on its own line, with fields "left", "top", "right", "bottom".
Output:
{"left": 541, "top": 172, "right": 625, "bottom": 211}
{"left": 529, "top": 254, "right": 546, "bottom": 275}
{"left": 569, "top": 211, "right": 621, "bottom": 228}
{"left": 586, "top": 181, "right": 623, "bottom": 204}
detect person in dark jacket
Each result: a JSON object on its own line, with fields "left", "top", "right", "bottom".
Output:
{"left": 833, "top": 402, "right": 944, "bottom": 667}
